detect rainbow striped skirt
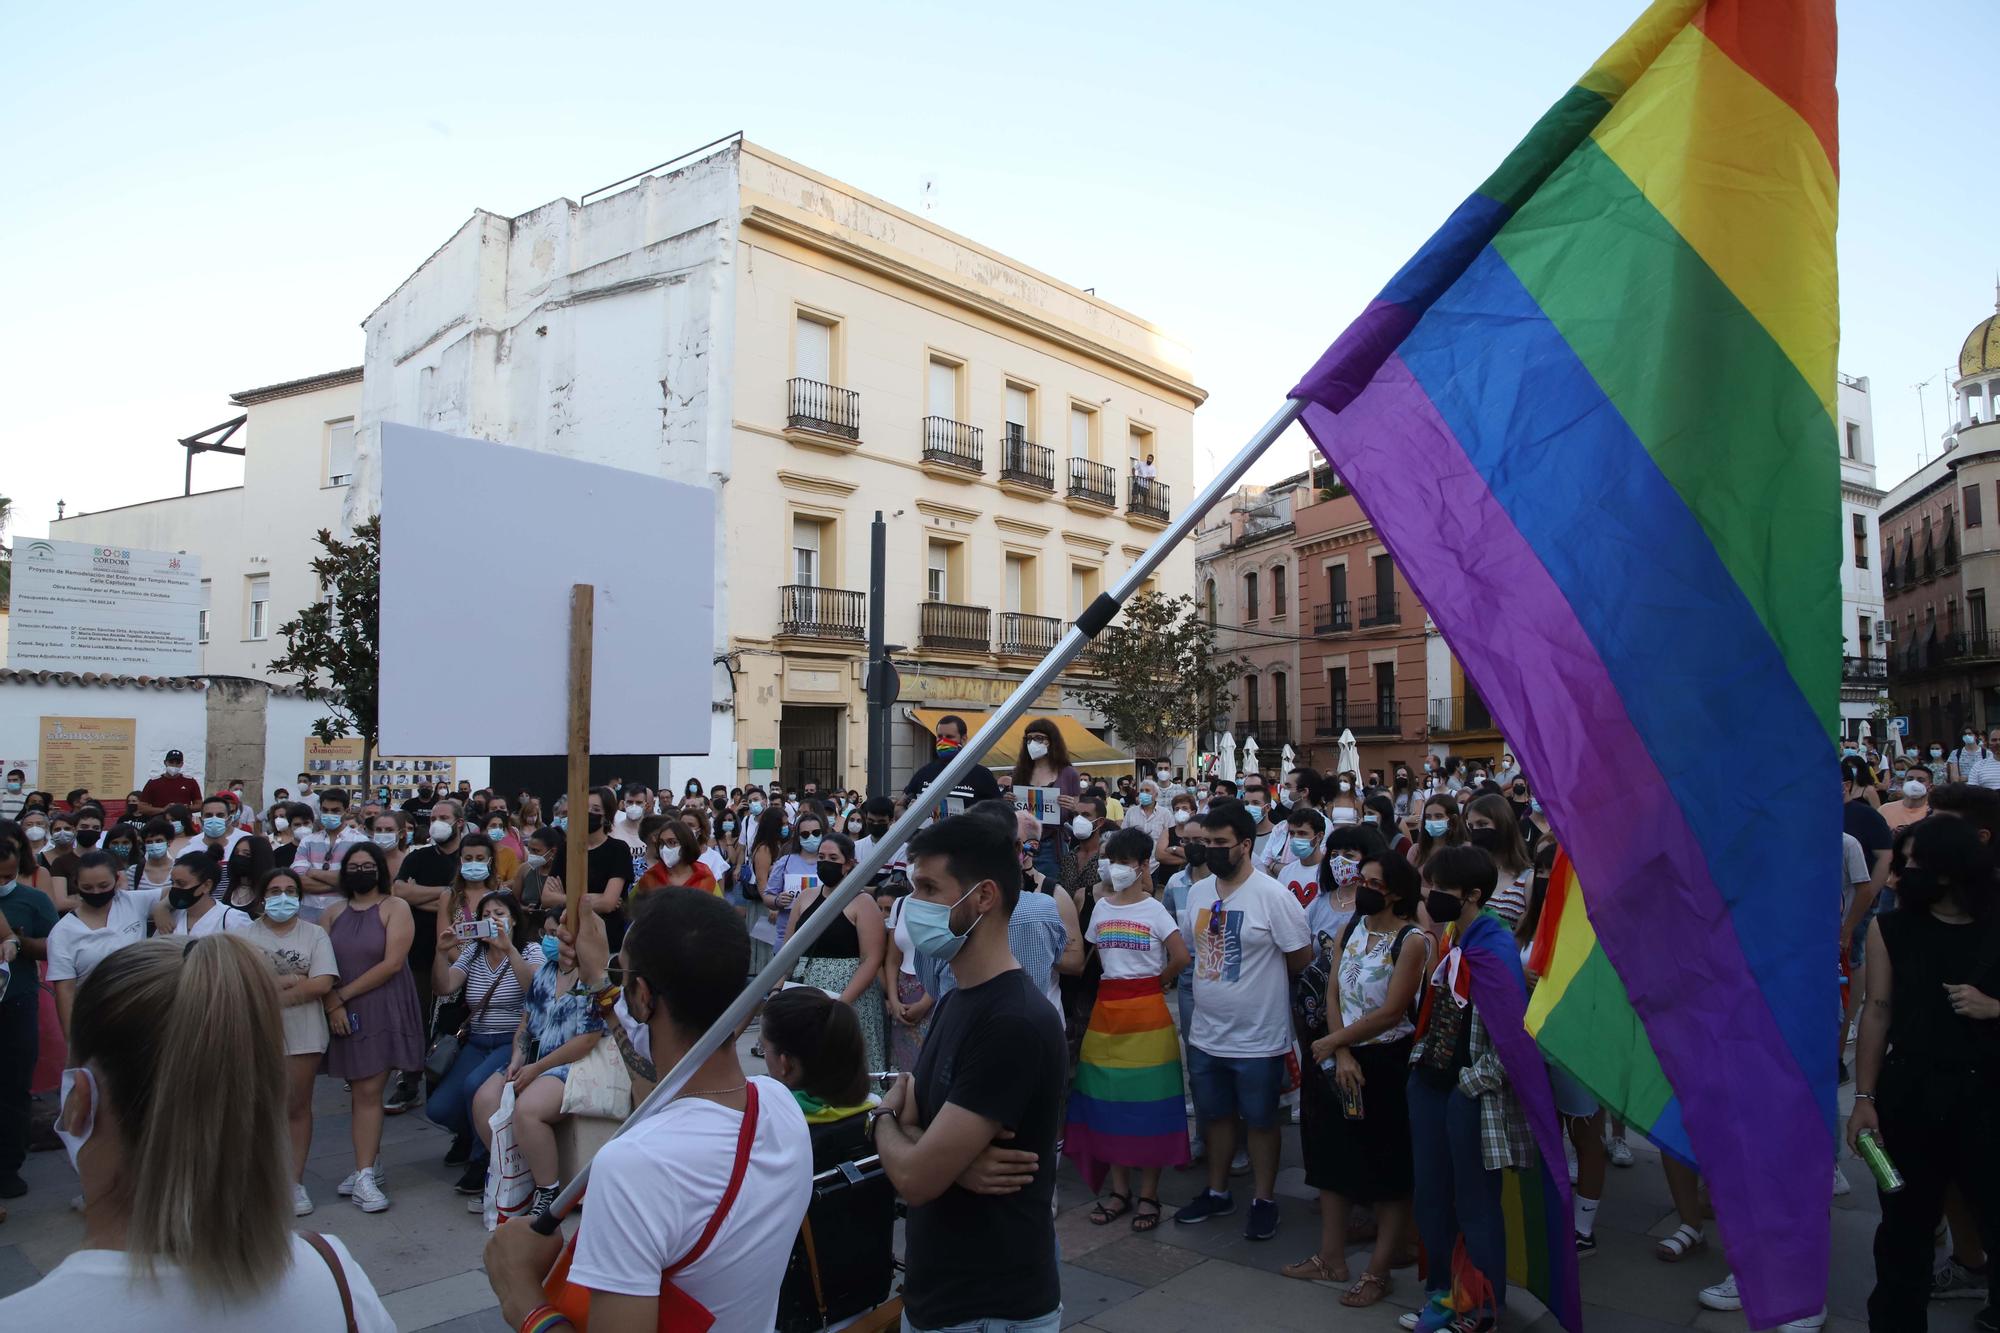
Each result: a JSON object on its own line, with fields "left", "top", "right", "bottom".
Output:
{"left": 1063, "top": 975, "right": 1190, "bottom": 1191}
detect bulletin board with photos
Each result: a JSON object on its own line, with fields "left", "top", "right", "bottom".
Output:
{"left": 302, "top": 737, "right": 454, "bottom": 802}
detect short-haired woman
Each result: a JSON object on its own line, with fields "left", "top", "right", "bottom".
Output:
{"left": 633, "top": 815, "right": 717, "bottom": 901}
{"left": 0, "top": 934, "right": 395, "bottom": 1328}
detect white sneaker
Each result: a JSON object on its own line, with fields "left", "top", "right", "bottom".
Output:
{"left": 1832, "top": 1163, "right": 1851, "bottom": 1198}
{"left": 467, "top": 1192, "right": 486, "bottom": 1214}
{"left": 336, "top": 1170, "right": 356, "bottom": 1196}
{"left": 1780, "top": 1311, "right": 1827, "bottom": 1331}
{"left": 349, "top": 1166, "right": 389, "bottom": 1213}
{"left": 1229, "top": 1148, "right": 1251, "bottom": 1176}
{"left": 1607, "top": 1136, "right": 1635, "bottom": 1168}
{"left": 1398, "top": 1313, "right": 1420, "bottom": 1331}
{"left": 1698, "top": 1273, "right": 1742, "bottom": 1311}
{"left": 292, "top": 1184, "right": 314, "bottom": 1217}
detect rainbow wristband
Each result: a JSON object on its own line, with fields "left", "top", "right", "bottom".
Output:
{"left": 518, "top": 1304, "right": 569, "bottom": 1333}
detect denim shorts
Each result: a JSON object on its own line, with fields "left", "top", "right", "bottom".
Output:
{"left": 905, "top": 1307, "right": 1062, "bottom": 1333}
{"left": 1548, "top": 1063, "right": 1599, "bottom": 1119}
{"left": 1186, "top": 1047, "right": 1285, "bottom": 1130}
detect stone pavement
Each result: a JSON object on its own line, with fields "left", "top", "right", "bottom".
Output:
{"left": 0, "top": 1029, "right": 1896, "bottom": 1332}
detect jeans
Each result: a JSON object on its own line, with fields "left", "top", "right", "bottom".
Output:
{"left": 426, "top": 1033, "right": 513, "bottom": 1160}
{"left": 1408, "top": 1073, "right": 1507, "bottom": 1312}
{"left": 904, "top": 1306, "right": 1062, "bottom": 1333}
{"left": 1866, "top": 1063, "right": 1999, "bottom": 1330}
{"left": 0, "top": 995, "right": 36, "bottom": 1176}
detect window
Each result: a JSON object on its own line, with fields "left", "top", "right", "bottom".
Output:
{"left": 246, "top": 575, "right": 270, "bottom": 641}
{"left": 1005, "top": 383, "right": 1034, "bottom": 442}
{"left": 1857, "top": 615, "right": 1872, "bottom": 658}
{"left": 1245, "top": 673, "right": 1261, "bottom": 726}
{"left": 1327, "top": 667, "right": 1348, "bottom": 729}
{"left": 1373, "top": 553, "right": 1395, "bottom": 603}
{"left": 928, "top": 358, "right": 961, "bottom": 420}
{"left": 1272, "top": 670, "right": 1289, "bottom": 727}
{"left": 795, "top": 314, "right": 833, "bottom": 383}
{"left": 1272, "top": 565, "right": 1288, "bottom": 616}
{"left": 1974, "top": 591, "right": 1989, "bottom": 641}
{"left": 1205, "top": 577, "right": 1217, "bottom": 624}
{"left": 1005, "top": 554, "right": 1036, "bottom": 613}
{"left": 1244, "top": 570, "right": 1260, "bottom": 620}
{"left": 1069, "top": 405, "right": 1096, "bottom": 460}
{"left": 198, "top": 579, "right": 211, "bottom": 645}
{"left": 1375, "top": 661, "right": 1397, "bottom": 730}
{"left": 1968, "top": 487, "right": 1985, "bottom": 529}
{"left": 792, "top": 517, "right": 823, "bottom": 587}
{"left": 1948, "top": 596, "right": 1959, "bottom": 637}
{"left": 326, "top": 419, "right": 356, "bottom": 487}
{"left": 925, "top": 539, "right": 964, "bottom": 603}
{"left": 1845, "top": 422, "right": 1860, "bottom": 459}
{"left": 1853, "top": 512, "right": 1869, "bottom": 567}
{"left": 1329, "top": 563, "right": 1348, "bottom": 610}
{"left": 1128, "top": 423, "right": 1154, "bottom": 467}
{"left": 1070, "top": 565, "right": 1100, "bottom": 616}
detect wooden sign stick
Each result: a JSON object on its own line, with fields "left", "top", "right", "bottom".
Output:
{"left": 564, "top": 584, "right": 593, "bottom": 928}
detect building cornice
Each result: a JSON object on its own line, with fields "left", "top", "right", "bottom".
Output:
{"left": 229, "top": 366, "right": 364, "bottom": 405}
{"left": 915, "top": 498, "right": 982, "bottom": 524}
{"left": 1061, "top": 529, "right": 1112, "bottom": 554}
{"left": 993, "top": 516, "right": 1052, "bottom": 539}
{"left": 776, "top": 470, "right": 859, "bottom": 498}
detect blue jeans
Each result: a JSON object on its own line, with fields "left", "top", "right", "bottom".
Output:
{"left": 1185, "top": 1047, "right": 1284, "bottom": 1130}
{"left": 904, "top": 1307, "right": 1062, "bottom": 1333}
{"left": 1407, "top": 1072, "right": 1507, "bottom": 1311}
{"left": 427, "top": 1032, "right": 513, "bottom": 1158}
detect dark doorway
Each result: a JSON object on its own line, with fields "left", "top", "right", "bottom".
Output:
{"left": 779, "top": 705, "right": 843, "bottom": 794}
{"left": 489, "top": 754, "right": 660, "bottom": 813}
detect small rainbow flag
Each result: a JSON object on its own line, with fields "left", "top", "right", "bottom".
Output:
{"left": 1289, "top": 2, "right": 1838, "bottom": 1325}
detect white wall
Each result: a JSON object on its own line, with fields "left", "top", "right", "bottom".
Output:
{"left": 0, "top": 677, "right": 210, "bottom": 796}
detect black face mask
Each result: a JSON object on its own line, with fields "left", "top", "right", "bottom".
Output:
{"left": 231, "top": 859, "right": 253, "bottom": 882}
{"left": 1425, "top": 889, "right": 1465, "bottom": 925}
{"left": 1465, "top": 827, "right": 1504, "bottom": 854}
{"left": 1353, "top": 885, "right": 1387, "bottom": 917}
{"left": 587, "top": 812, "right": 606, "bottom": 834}
{"left": 77, "top": 830, "right": 101, "bottom": 848}
{"left": 1182, "top": 844, "right": 1210, "bottom": 871}
{"left": 168, "top": 886, "right": 201, "bottom": 911}
{"left": 341, "top": 866, "right": 379, "bottom": 895}
{"left": 865, "top": 821, "right": 891, "bottom": 838}
{"left": 79, "top": 889, "right": 117, "bottom": 910}
{"left": 818, "top": 862, "right": 848, "bottom": 887}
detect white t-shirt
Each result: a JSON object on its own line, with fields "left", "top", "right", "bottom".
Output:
{"left": 1253, "top": 825, "right": 1290, "bottom": 876}
{"left": 47, "top": 889, "right": 164, "bottom": 983}
{"left": 1272, "top": 858, "right": 1322, "bottom": 911}
{"left": 567, "top": 1076, "right": 812, "bottom": 1331}
{"left": 698, "top": 846, "right": 729, "bottom": 883}
{"left": 1180, "top": 869, "right": 1312, "bottom": 1058}
{"left": 886, "top": 896, "right": 917, "bottom": 976}
{"left": 1085, "top": 894, "right": 1181, "bottom": 980}
{"left": 0, "top": 1233, "right": 394, "bottom": 1331}
{"left": 853, "top": 834, "right": 908, "bottom": 876}
{"left": 173, "top": 902, "right": 256, "bottom": 938}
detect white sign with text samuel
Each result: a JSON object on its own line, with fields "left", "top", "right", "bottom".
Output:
{"left": 7, "top": 538, "right": 203, "bottom": 674}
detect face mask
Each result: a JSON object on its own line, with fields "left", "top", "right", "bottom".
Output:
{"left": 845, "top": 819, "right": 863, "bottom": 835}
{"left": 341, "top": 866, "right": 378, "bottom": 895}
{"left": 22, "top": 825, "right": 47, "bottom": 846}
{"left": 748, "top": 802, "right": 765, "bottom": 819}
{"left": 1362, "top": 814, "right": 1380, "bottom": 825}
{"left": 935, "top": 738, "right": 962, "bottom": 755}
{"left": 1932, "top": 747, "right": 1944, "bottom": 758}
{"left": 1327, "top": 854, "right": 1361, "bottom": 886}
{"left": 1337, "top": 781, "right": 1352, "bottom": 794}
{"left": 539, "top": 936, "right": 562, "bottom": 964}
{"left": 1841, "top": 747, "right": 1858, "bottom": 759}
{"left": 1069, "top": 814, "right": 1095, "bottom": 840}
{"left": 271, "top": 817, "right": 290, "bottom": 834}
{"left": 798, "top": 833, "right": 822, "bottom": 853}
{"left": 57, "top": 1067, "right": 96, "bottom": 1173}
{"left": 460, "top": 860, "right": 490, "bottom": 882}
{"left": 625, "top": 803, "right": 645, "bottom": 822}
{"left": 819, "top": 861, "right": 848, "bottom": 887}
{"left": 319, "top": 812, "right": 343, "bottom": 831}
{"left": 1424, "top": 818, "right": 1450, "bottom": 838}
{"left": 904, "top": 884, "right": 983, "bottom": 962}
{"left": 1353, "top": 885, "right": 1387, "bottom": 917}
{"left": 487, "top": 828, "right": 508, "bottom": 842}
{"left": 587, "top": 812, "right": 605, "bottom": 833}
{"left": 1172, "top": 809, "right": 1194, "bottom": 826}
{"left": 164, "top": 765, "right": 182, "bottom": 776}
{"left": 1466, "top": 827, "right": 1504, "bottom": 854}
{"left": 865, "top": 820, "right": 890, "bottom": 838}
{"left": 1099, "top": 860, "right": 1140, "bottom": 891}
{"left": 721, "top": 820, "right": 736, "bottom": 834}
{"left": 264, "top": 893, "right": 301, "bottom": 923}
{"left": 1182, "top": 843, "right": 1210, "bottom": 871}
{"left": 168, "top": 886, "right": 200, "bottom": 911}
{"left": 1289, "top": 835, "right": 1317, "bottom": 860}
{"left": 523, "top": 852, "right": 548, "bottom": 872}
{"left": 355, "top": 830, "right": 391, "bottom": 852}
{"left": 1425, "top": 889, "right": 1465, "bottom": 924}
{"left": 1243, "top": 803, "right": 1264, "bottom": 822}
{"left": 3, "top": 781, "right": 17, "bottom": 794}
{"left": 554, "top": 815, "right": 569, "bottom": 831}
{"left": 1966, "top": 735, "right": 1978, "bottom": 747}
{"left": 106, "top": 844, "right": 132, "bottom": 862}
{"left": 51, "top": 829, "right": 77, "bottom": 849}
{"left": 424, "top": 819, "right": 455, "bottom": 844}
{"left": 78, "top": 888, "right": 117, "bottom": 910}
{"left": 777, "top": 823, "right": 792, "bottom": 840}
{"left": 201, "top": 816, "right": 228, "bottom": 840}
{"left": 169, "top": 821, "right": 184, "bottom": 836}
{"left": 1025, "top": 739, "right": 1049, "bottom": 761}
{"left": 1904, "top": 780, "right": 1928, "bottom": 800}
{"left": 144, "top": 840, "right": 169, "bottom": 862}
{"left": 657, "top": 845, "right": 681, "bottom": 869}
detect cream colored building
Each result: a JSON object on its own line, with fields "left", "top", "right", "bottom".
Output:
{"left": 354, "top": 137, "right": 1205, "bottom": 791}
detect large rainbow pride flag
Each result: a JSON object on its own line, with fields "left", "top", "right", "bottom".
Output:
{"left": 1289, "top": 1, "right": 1839, "bottom": 1324}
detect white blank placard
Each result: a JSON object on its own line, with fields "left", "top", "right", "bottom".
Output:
{"left": 378, "top": 423, "right": 715, "bottom": 757}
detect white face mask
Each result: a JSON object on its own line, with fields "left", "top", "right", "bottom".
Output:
{"left": 660, "top": 845, "right": 682, "bottom": 868}
{"left": 1069, "top": 814, "right": 1094, "bottom": 840}
{"left": 1173, "top": 808, "right": 1192, "bottom": 825}
{"left": 1904, "top": 780, "right": 1927, "bottom": 801}
{"left": 1098, "top": 859, "right": 1139, "bottom": 891}
{"left": 1026, "top": 739, "right": 1050, "bottom": 761}
{"left": 372, "top": 831, "right": 398, "bottom": 850}
{"left": 1156, "top": 769, "right": 1171, "bottom": 780}
{"left": 272, "top": 817, "right": 290, "bottom": 834}
{"left": 625, "top": 803, "right": 645, "bottom": 822}
{"left": 429, "top": 819, "right": 455, "bottom": 843}
{"left": 1337, "top": 780, "right": 1352, "bottom": 793}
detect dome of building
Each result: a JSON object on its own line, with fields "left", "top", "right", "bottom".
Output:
{"left": 1964, "top": 287, "right": 2000, "bottom": 377}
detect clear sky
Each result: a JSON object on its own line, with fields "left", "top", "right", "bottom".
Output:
{"left": 3, "top": 0, "right": 1993, "bottom": 541}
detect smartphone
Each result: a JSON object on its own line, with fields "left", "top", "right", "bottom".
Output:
{"left": 453, "top": 919, "right": 500, "bottom": 941}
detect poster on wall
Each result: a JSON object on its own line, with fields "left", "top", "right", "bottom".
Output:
{"left": 8, "top": 538, "right": 202, "bottom": 674}
{"left": 37, "top": 716, "right": 138, "bottom": 799}
{"left": 301, "top": 738, "right": 454, "bottom": 803}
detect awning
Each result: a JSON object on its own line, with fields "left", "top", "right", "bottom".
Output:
{"left": 911, "top": 708, "right": 1132, "bottom": 772}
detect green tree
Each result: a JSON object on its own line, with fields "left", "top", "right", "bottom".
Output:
{"left": 268, "top": 518, "right": 381, "bottom": 771}
{"left": 1064, "top": 590, "right": 1244, "bottom": 767}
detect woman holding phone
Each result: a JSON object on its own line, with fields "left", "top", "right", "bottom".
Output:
{"left": 428, "top": 891, "right": 535, "bottom": 1195}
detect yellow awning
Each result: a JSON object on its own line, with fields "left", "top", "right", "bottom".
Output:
{"left": 911, "top": 708, "right": 1131, "bottom": 772}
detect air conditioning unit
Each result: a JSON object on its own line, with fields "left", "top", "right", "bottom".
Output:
{"left": 1880, "top": 620, "right": 1895, "bottom": 642}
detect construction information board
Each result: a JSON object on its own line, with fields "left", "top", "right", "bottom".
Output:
{"left": 8, "top": 538, "right": 203, "bottom": 674}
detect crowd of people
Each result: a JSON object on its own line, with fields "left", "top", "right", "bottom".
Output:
{"left": 0, "top": 729, "right": 1995, "bottom": 1331}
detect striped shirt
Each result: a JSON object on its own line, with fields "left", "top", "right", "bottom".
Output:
{"left": 1967, "top": 754, "right": 2000, "bottom": 791}
{"left": 452, "top": 948, "right": 528, "bottom": 1038}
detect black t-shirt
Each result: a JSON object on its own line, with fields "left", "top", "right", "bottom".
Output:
{"left": 399, "top": 842, "right": 459, "bottom": 966}
{"left": 1844, "top": 798, "right": 1894, "bottom": 866}
{"left": 905, "top": 967, "right": 1066, "bottom": 1328}
{"left": 902, "top": 758, "right": 1001, "bottom": 806}
{"left": 586, "top": 835, "right": 635, "bottom": 949}
{"left": 1880, "top": 909, "right": 2000, "bottom": 1067}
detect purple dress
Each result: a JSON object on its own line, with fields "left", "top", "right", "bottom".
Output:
{"left": 321, "top": 900, "right": 426, "bottom": 1080}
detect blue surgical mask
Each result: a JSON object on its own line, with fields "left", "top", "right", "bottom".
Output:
{"left": 749, "top": 802, "right": 765, "bottom": 819}
{"left": 460, "top": 861, "right": 490, "bottom": 882}
{"left": 1137, "top": 792, "right": 1154, "bottom": 808}
{"left": 904, "top": 885, "right": 982, "bottom": 962}
{"left": 1529, "top": 798, "right": 1542, "bottom": 815}
{"left": 554, "top": 815, "right": 569, "bottom": 831}
{"left": 1243, "top": 804, "right": 1264, "bottom": 821}
{"left": 539, "top": 936, "right": 562, "bottom": 964}
{"left": 264, "top": 894, "right": 301, "bottom": 923}
{"left": 1424, "top": 818, "right": 1450, "bottom": 838}
{"left": 319, "top": 812, "right": 343, "bottom": 831}
{"left": 722, "top": 820, "right": 736, "bottom": 834}
{"left": 1289, "top": 835, "right": 1316, "bottom": 860}
{"left": 145, "top": 840, "right": 169, "bottom": 861}
{"left": 799, "top": 834, "right": 822, "bottom": 853}
{"left": 170, "top": 821, "right": 185, "bottom": 836}
{"left": 201, "top": 816, "right": 229, "bottom": 839}
{"left": 779, "top": 824, "right": 792, "bottom": 840}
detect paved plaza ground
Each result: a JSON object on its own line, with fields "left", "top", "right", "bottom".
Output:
{"left": 0, "top": 1028, "right": 1900, "bottom": 1331}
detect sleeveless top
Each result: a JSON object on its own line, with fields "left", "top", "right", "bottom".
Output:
{"left": 1880, "top": 909, "right": 2000, "bottom": 1067}
{"left": 798, "top": 891, "right": 862, "bottom": 959}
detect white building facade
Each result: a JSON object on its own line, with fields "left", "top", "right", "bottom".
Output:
{"left": 1838, "top": 373, "right": 1889, "bottom": 742}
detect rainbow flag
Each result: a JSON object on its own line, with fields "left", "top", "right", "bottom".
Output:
{"left": 1063, "top": 977, "right": 1190, "bottom": 1192}
{"left": 1526, "top": 850, "right": 1693, "bottom": 1164}
{"left": 1289, "top": 2, "right": 1838, "bottom": 1325}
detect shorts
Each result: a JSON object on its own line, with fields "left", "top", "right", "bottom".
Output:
{"left": 1186, "top": 1047, "right": 1285, "bottom": 1130}
{"left": 1548, "top": 1064, "right": 1599, "bottom": 1119}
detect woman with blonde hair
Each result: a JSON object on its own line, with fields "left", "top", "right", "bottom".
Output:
{"left": 0, "top": 933, "right": 393, "bottom": 1328}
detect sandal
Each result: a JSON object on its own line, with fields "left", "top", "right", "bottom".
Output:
{"left": 1655, "top": 1222, "right": 1705, "bottom": 1262}
{"left": 1341, "top": 1272, "right": 1391, "bottom": 1308}
{"left": 1089, "top": 1192, "right": 1132, "bottom": 1226}
{"left": 1131, "top": 1197, "right": 1162, "bottom": 1233}
{"left": 1280, "top": 1254, "right": 1349, "bottom": 1283}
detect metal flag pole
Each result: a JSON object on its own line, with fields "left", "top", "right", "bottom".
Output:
{"left": 533, "top": 396, "right": 1307, "bottom": 1233}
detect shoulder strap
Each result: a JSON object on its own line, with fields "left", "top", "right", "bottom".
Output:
{"left": 1336, "top": 911, "right": 1362, "bottom": 955}
{"left": 662, "top": 1082, "right": 761, "bottom": 1277}
{"left": 469, "top": 953, "right": 510, "bottom": 1024}
{"left": 301, "top": 1233, "right": 358, "bottom": 1333}
{"left": 1389, "top": 924, "right": 1420, "bottom": 963}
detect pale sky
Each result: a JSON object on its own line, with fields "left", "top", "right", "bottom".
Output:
{"left": 3, "top": 1, "right": 1993, "bottom": 542}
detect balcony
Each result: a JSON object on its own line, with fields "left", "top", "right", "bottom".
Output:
{"left": 779, "top": 584, "right": 866, "bottom": 642}
{"left": 1841, "top": 655, "right": 1889, "bottom": 684}
{"left": 918, "top": 600, "right": 991, "bottom": 654}
{"left": 1429, "top": 695, "right": 1495, "bottom": 734}
{"left": 997, "top": 611, "right": 1062, "bottom": 657}
{"left": 999, "top": 434, "right": 1055, "bottom": 493}
{"left": 1069, "top": 620, "right": 1108, "bottom": 669}
{"left": 1350, "top": 701, "right": 1401, "bottom": 737}
{"left": 1358, "top": 592, "right": 1400, "bottom": 627}
{"left": 921, "top": 416, "right": 983, "bottom": 476}
{"left": 1244, "top": 721, "right": 1287, "bottom": 751}
{"left": 787, "top": 378, "right": 860, "bottom": 443}
{"left": 1127, "top": 474, "right": 1171, "bottom": 525}
{"left": 1312, "top": 600, "right": 1352, "bottom": 635}
{"left": 1957, "top": 632, "right": 2000, "bottom": 664}
{"left": 1066, "top": 457, "right": 1116, "bottom": 509}
{"left": 1313, "top": 705, "right": 1349, "bottom": 736}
